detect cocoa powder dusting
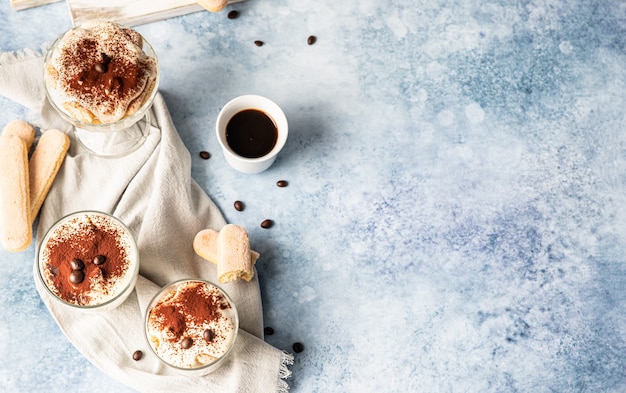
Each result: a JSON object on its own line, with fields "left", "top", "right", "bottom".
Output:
{"left": 157, "top": 304, "right": 187, "bottom": 338}
{"left": 43, "top": 216, "right": 131, "bottom": 305}
{"left": 149, "top": 282, "right": 229, "bottom": 343}
{"left": 51, "top": 21, "right": 156, "bottom": 122}
{"left": 62, "top": 43, "right": 145, "bottom": 114}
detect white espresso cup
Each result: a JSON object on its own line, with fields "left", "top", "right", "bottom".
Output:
{"left": 216, "top": 95, "right": 288, "bottom": 174}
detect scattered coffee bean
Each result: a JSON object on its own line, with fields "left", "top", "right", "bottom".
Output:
{"left": 234, "top": 200, "right": 244, "bottom": 211}
{"left": 204, "top": 329, "right": 215, "bottom": 342}
{"left": 70, "top": 258, "right": 84, "bottom": 271}
{"left": 227, "top": 10, "right": 239, "bottom": 19}
{"left": 94, "top": 62, "right": 108, "bottom": 73}
{"left": 260, "top": 219, "right": 273, "bottom": 229}
{"left": 181, "top": 337, "right": 193, "bottom": 349}
{"left": 264, "top": 326, "right": 275, "bottom": 336}
{"left": 132, "top": 350, "right": 143, "bottom": 361}
{"left": 292, "top": 342, "right": 304, "bottom": 353}
{"left": 199, "top": 151, "right": 211, "bottom": 160}
{"left": 276, "top": 180, "right": 288, "bottom": 187}
{"left": 69, "top": 270, "right": 84, "bottom": 284}
{"left": 307, "top": 35, "right": 317, "bottom": 45}
{"left": 93, "top": 255, "right": 106, "bottom": 265}
{"left": 254, "top": 40, "right": 264, "bottom": 47}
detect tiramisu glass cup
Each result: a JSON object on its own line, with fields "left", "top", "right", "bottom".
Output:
{"left": 43, "top": 21, "right": 160, "bottom": 157}
{"left": 145, "top": 279, "right": 239, "bottom": 375}
{"left": 37, "top": 211, "right": 139, "bottom": 313}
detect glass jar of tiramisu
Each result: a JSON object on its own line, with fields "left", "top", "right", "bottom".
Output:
{"left": 145, "top": 279, "right": 239, "bottom": 375}
{"left": 43, "top": 20, "right": 160, "bottom": 157}
{"left": 37, "top": 211, "right": 139, "bottom": 313}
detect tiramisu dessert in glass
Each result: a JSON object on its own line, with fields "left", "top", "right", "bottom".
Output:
{"left": 44, "top": 21, "right": 159, "bottom": 157}
{"left": 37, "top": 211, "right": 139, "bottom": 313}
{"left": 145, "top": 279, "right": 239, "bottom": 375}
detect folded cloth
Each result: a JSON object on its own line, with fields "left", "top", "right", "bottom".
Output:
{"left": 0, "top": 48, "right": 292, "bottom": 392}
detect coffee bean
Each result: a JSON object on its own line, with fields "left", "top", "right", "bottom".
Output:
{"left": 199, "top": 151, "right": 211, "bottom": 160}
{"left": 181, "top": 337, "right": 193, "bottom": 349}
{"left": 204, "top": 329, "right": 215, "bottom": 342}
{"left": 69, "top": 270, "right": 84, "bottom": 284}
{"left": 264, "top": 326, "right": 275, "bottom": 336}
{"left": 276, "top": 180, "right": 288, "bottom": 187}
{"left": 70, "top": 258, "right": 84, "bottom": 271}
{"left": 260, "top": 219, "right": 273, "bottom": 229}
{"left": 292, "top": 342, "right": 304, "bottom": 353}
{"left": 254, "top": 40, "right": 264, "bottom": 47}
{"left": 307, "top": 35, "right": 317, "bottom": 45}
{"left": 111, "top": 77, "right": 123, "bottom": 92}
{"left": 227, "top": 10, "right": 239, "bottom": 19}
{"left": 132, "top": 350, "right": 143, "bottom": 361}
{"left": 234, "top": 200, "right": 244, "bottom": 211}
{"left": 93, "top": 255, "right": 106, "bottom": 265}
{"left": 94, "top": 62, "right": 108, "bottom": 73}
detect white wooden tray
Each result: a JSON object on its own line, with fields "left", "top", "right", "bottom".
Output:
{"left": 10, "top": 0, "right": 244, "bottom": 26}
{"left": 68, "top": 0, "right": 244, "bottom": 26}
{"left": 10, "top": 0, "right": 61, "bottom": 11}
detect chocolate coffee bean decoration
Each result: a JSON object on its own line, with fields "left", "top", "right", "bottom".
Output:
{"left": 227, "top": 10, "right": 239, "bottom": 19}
{"left": 181, "top": 337, "right": 193, "bottom": 349}
{"left": 254, "top": 40, "right": 264, "bottom": 47}
{"left": 111, "top": 77, "right": 123, "bottom": 92}
{"left": 95, "top": 53, "right": 112, "bottom": 73}
{"left": 276, "top": 180, "right": 288, "bottom": 187}
{"left": 94, "top": 62, "right": 108, "bottom": 73}
{"left": 307, "top": 35, "right": 317, "bottom": 45}
{"left": 132, "top": 350, "right": 143, "bottom": 361}
{"left": 204, "top": 329, "right": 214, "bottom": 342}
{"left": 234, "top": 200, "right": 244, "bottom": 211}
{"left": 70, "top": 258, "right": 84, "bottom": 271}
{"left": 69, "top": 270, "right": 85, "bottom": 284}
{"left": 261, "top": 219, "right": 273, "bottom": 229}
{"left": 93, "top": 255, "right": 106, "bottom": 265}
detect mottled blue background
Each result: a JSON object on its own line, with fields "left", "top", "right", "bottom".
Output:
{"left": 1, "top": 1, "right": 626, "bottom": 392}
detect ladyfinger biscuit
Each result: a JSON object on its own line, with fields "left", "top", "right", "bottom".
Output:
{"left": 194, "top": 228, "right": 220, "bottom": 263}
{"left": 197, "top": 0, "right": 228, "bottom": 12}
{"left": 28, "top": 129, "right": 70, "bottom": 223}
{"left": 63, "top": 102, "right": 95, "bottom": 124}
{"left": 2, "top": 120, "right": 35, "bottom": 151}
{"left": 193, "top": 228, "right": 260, "bottom": 265}
{"left": 0, "top": 134, "right": 31, "bottom": 252}
{"left": 218, "top": 224, "right": 254, "bottom": 283}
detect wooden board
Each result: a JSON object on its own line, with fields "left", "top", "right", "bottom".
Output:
{"left": 67, "top": 0, "right": 244, "bottom": 26}
{"left": 10, "top": 0, "right": 244, "bottom": 25}
{"left": 10, "top": 0, "right": 61, "bottom": 11}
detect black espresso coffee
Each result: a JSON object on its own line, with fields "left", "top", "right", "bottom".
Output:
{"left": 226, "top": 109, "right": 278, "bottom": 158}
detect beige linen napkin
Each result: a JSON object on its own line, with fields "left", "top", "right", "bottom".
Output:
{"left": 0, "top": 48, "right": 292, "bottom": 392}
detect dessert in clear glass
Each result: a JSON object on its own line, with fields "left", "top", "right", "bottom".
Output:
{"left": 37, "top": 211, "right": 139, "bottom": 313}
{"left": 43, "top": 20, "right": 159, "bottom": 157}
{"left": 145, "top": 279, "right": 239, "bottom": 375}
